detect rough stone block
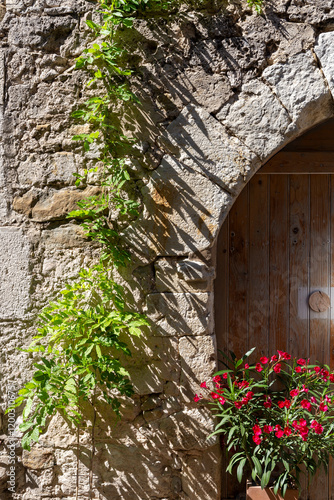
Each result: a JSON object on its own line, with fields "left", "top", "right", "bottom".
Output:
{"left": 174, "top": 68, "right": 233, "bottom": 114}
{"left": 181, "top": 444, "right": 221, "bottom": 500}
{"left": 123, "top": 156, "right": 231, "bottom": 261}
{"left": 166, "top": 105, "right": 259, "bottom": 194}
{"left": 0, "top": 228, "right": 31, "bottom": 319}
{"left": 13, "top": 186, "right": 100, "bottom": 221}
{"left": 17, "top": 152, "right": 77, "bottom": 188}
{"left": 125, "top": 336, "right": 180, "bottom": 395}
{"left": 146, "top": 292, "right": 213, "bottom": 337}
{"left": 155, "top": 257, "right": 215, "bottom": 292}
{"left": 22, "top": 447, "right": 54, "bottom": 470}
{"left": 179, "top": 335, "right": 217, "bottom": 403}
{"left": 41, "top": 224, "right": 87, "bottom": 249}
{"left": 159, "top": 407, "right": 217, "bottom": 450}
{"left": 217, "top": 80, "right": 292, "bottom": 160}
{"left": 263, "top": 51, "right": 333, "bottom": 134}
{"left": 8, "top": 16, "right": 76, "bottom": 50}
{"left": 315, "top": 31, "right": 334, "bottom": 97}
{"left": 92, "top": 439, "right": 178, "bottom": 499}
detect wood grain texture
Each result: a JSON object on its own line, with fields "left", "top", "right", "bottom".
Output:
{"left": 228, "top": 185, "right": 249, "bottom": 360}
{"left": 248, "top": 175, "right": 269, "bottom": 360}
{"left": 261, "top": 152, "right": 334, "bottom": 174}
{"left": 269, "top": 175, "right": 289, "bottom": 354}
{"left": 308, "top": 175, "right": 330, "bottom": 500}
{"left": 288, "top": 175, "right": 310, "bottom": 361}
{"left": 329, "top": 176, "right": 334, "bottom": 500}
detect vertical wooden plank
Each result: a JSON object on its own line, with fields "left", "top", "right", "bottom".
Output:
{"left": 248, "top": 174, "right": 269, "bottom": 360}
{"left": 329, "top": 176, "right": 334, "bottom": 500}
{"left": 228, "top": 184, "right": 249, "bottom": 360}
{"left": 289, "top": 175, "right": 310, "bottom": 500}
{"left": 227, "top": 186, "right": 249, "bottom": 499}
{"left": 289, "top": 175, "right": 310, "bottom": 360}
{"left": 309, "top": 175, "right": 331, "bottom": 500}
{"left": 215, "top": 216, "right": 229, "bottom": 366}
{"left": 309, "top": 175, "right": 330, "bottom": 364}
{"left": 214, "top": 217, "right": 229, "bottom": 500}
{"left": 269, "top": 175, "right": 289, "bottom": 355}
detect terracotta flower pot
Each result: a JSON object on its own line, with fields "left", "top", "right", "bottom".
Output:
{"left": 246, "top": 485, "right": 299, "bottom": 500}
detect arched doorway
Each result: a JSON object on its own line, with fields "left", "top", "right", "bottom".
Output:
{"left": 215, "top": 118, "right": 334, "bottom": 500}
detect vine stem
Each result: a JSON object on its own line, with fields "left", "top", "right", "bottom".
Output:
{"left": 76, "top": 422, "right": 80, "bottom": 500}
{"left": 89, "top": 387, "right": 97, "bottom": 499}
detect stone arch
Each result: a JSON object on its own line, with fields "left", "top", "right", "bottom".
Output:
{"left": 122, "top": 31, "right": 334, "bottom": 499}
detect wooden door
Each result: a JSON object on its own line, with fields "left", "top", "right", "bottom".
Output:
{"left": 215, "top": 119, "right": 334, "bottom": 500}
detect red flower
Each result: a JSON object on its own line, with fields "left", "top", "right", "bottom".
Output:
{"left": 284, "top": 426, "right": 292, "bottom": 436}
{"left": 314, "top": 366, "right": 321, "bottom": 374}
{"left": 263, "top": 425, "right": 273, "bottom": 433}
{"left": 330, "top": 374, "right": 334, "bottom": 383}
{"left": 278, "top": 351, "right": 291, "bottom": 360}
{"left": 290, "top": 388, "right": 300, "bottom": 398}
{"left": 297, "top": 358, "right": 306, "bottom": 365}
{"left": 278, "top": 399, "right": 291, "bottom": 409}
{"left": 219, "top": 397, "right": 226, "bottom": 405}
{"left": 302, "top": 384, "right": 309, "bottom": 393}
{"left": 311, "top": 420, "right": 324, "bottom": 435}
{"left": 245, "top": 391, "right": 254, "bottom": 401}
{"left": 200, "top": 381, "right": 207, "bottom": 388}
{"left": 310, "top": 396, "right": 317, "bottom": 404}
{"left": 300, "top": 432, "right": 308, "bottom": 442}
{"left": 252, "top": 435, "right": 262, "bottom": 445}
{"left": 260, "top": 356, "right": 269, "bottom": 365}
{"left": 253, "top": 424, "right": 262, "bottom": 435}
{"left": 234, "top": 401, "right": 243, "bottom": 409}
{"left": 245, "top": 363, "right": 249, "bottom": 369}
{"left": 273, "top": 363, "right": 281, "bottom": 373}
{"left": 295, "top": 366, "right": 302, "bottom": 373}
{"left": 292, "top": 419, "right": 309, "bottom": 441}
{"left": 239, "top": 380, "right": 250, "bottom": 389}
{"left": 263, "top": 396, "right": 272, "bottom": 409}
{"left": 319, "top": 401, "right": 328, "bottom": 412}
{"left": 211, "top": 392, "right": 220, "bottom": 399}
{"left": 300, "top": 399, "right": 311, "bottom": 410}
{"left": 275, "top": 429, "right": 284, "bottom": 438}
{"left": 255, "top": 363, "right": 263, "bottom": 372}
{"left": 212, "top": 375, "right": 221, "bottom": 383}
{"left": 271, "top": 355, "right": 278, "bottom": 362}
{"left": 222, "top": 373, "right": 228, "bottom": 379}
{"left": 194, "top": 394, "right": 201, "bottom": 402}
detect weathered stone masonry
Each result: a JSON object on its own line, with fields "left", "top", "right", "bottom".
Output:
{"left": 0, "top": 0, "right": 334, "bottom": 498}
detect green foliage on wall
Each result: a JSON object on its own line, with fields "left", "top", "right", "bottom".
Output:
{"left": 8, "top": 0, "right": 265, "bottom": 452}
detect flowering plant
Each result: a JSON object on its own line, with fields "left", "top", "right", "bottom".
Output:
{"left": 195, "top": 348, "right": 334, "bottom": 497}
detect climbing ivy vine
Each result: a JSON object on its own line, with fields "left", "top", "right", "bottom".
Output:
{"left": 7, "top": 0, "right": 156, "bottom": 452}
{"left": 7, "top": 0, "right": 265, "bottom": 456}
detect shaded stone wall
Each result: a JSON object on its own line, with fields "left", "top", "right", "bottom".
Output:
{"left": 0, "top": 0, "right": 333, "bottom": 498}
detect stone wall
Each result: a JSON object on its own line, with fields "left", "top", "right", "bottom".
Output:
{"left": 0, "top": 0, "right": 333, "bottom": 498}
